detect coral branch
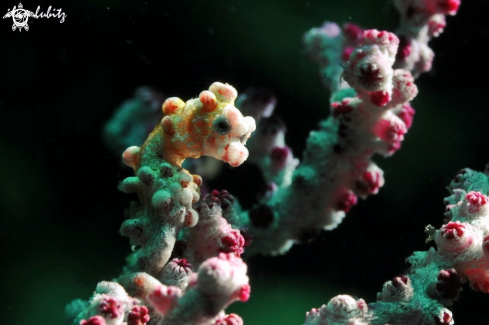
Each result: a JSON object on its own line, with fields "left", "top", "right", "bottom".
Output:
{"left": 148, "top": 253, "right": 250, "bottom": 325}
{"left": 302, "top": 163, "right": 489, "bottom": 325}
{"left": 72, "top": 254, "right": 249, "bottom": 325}
{"left": 119, "top": 82, "right": 255, "bottom": 277}
{"left": 242, "top": 30, "right": 417, "bottom": 255}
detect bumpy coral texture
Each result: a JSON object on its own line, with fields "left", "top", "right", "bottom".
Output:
{"left": 298, "top": 3, "right": 467, "bottom": 323}
{"left": 71, "top": 282, "right": 146, "bottom": 325}
{"left": 69, "top": 1, "right": 468, "bottom": 324}
{"left": 294, "top": 3, "right": 458, "bottom": 259}
{"left": 241, "top": 30, "right": 417, "bottom": 256}
{"left": 73, "top": 254, "right": 249, "bottom": 325}
{"left": 236, "top": 0, "right": 455, "bottom": 257}
{"left": 303, "top": 165, "right": 489, "bottom": 325}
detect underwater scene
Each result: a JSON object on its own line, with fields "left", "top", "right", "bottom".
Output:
{"left": 2, "top": 0, "right": 489, "bottom": 324}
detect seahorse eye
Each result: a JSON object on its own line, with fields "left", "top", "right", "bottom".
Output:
{"left": 213, "top": 118, "right": 232, "bottom": 135}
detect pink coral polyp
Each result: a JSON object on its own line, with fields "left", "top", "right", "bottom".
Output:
{"left": 99, "top": 298, "right": 121, "bottom": 319}
{"left": 127, "top": 306, "right": 150, "bottom": 325}
{"left": 465, "top": 191, "right": 488, "bottom": 213}
{"left": 441, "top": 221, "right": 465, "bottom": 239}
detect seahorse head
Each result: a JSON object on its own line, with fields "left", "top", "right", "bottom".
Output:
{"left": 161, "top": 82, "right": 256, "bottom": 167}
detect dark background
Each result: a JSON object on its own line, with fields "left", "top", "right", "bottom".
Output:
{"left": 1, "top": 0, "right": 488, "bottom": 324}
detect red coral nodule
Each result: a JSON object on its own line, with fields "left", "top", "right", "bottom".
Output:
{"left": 343, "top": 23, "right": 364, "bottom": 42}
{"left": 99, "top": 298, "right": 120, "bottom": 319}
{"left": 220, "top": 231, "right": 245, "bottom": 256}
{"left": 392, "top": 274, "right": 409, "bottom": 288}
{"left": 127, "top": 306, "right": 150, "bottom": 325}
{"left": 176, "top": 258, "right": 192, "bottom": 269}
{"left": 428, "top": 19, "right": 446, "bottom": 37}
{"left": 435, "top": 312, "right": 453, "bottom": 325}
{"left": 363, "top": 30, "right": 397, "bottom": 45}
{"left": 397, "top": 103, "right": 415, "bottom": 129}
{"left": 395, "top": 36, "right": 412, "bottom": 62}
{"left": 373, "top": 118, "right": 406, "bottom": 153}
{"left": 239, "top": 284, "right": 251, "bottom": 301}
{"left": 436, "top": 0, "right": 460, "bottom": 15}
{"left": 213, "top": 313, "right": 244, "bottom": 325}
{"left": 465, "top": 191, "right": 488, "bottom": 213}
{"left": 437, "top": 269, "right": 462, "bottom": 300}
{"left": 356, "top": 171, "right": 383, "bottom": 195}
{"left": 270, "top": 146, "right": 290, "bottom": 166}
{"left": 331, "top": 100, "right": 353, "bottom": 118}
{"left": 370, "top": 90, "right": 390, "bottom": 107}
{"left": 239, "top": 228, "right": 253, "bottom": 247}
{"left": 483, "top": 235, "right": 489, "bottom": 251}
{"left": 342, "top": 47, "right": 355, "bottom": 62}
{"left": 441, "top": 221, "right": 465, "bottom": 239}
{"left": 171, "top": 258, "right": 192, "bottom": 274}
{"left": 335, "top": 190, "right": 358, "bottom": 212}
{"left": 204, "top": 189, "right": 235, "bottom": 209}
